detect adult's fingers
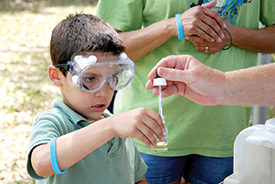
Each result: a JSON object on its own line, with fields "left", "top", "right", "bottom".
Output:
{"left": 145, "top": 79, "right": 154, "bottom": 90}
{"left": 200, "top": 0, "right": 227, "bottom": 41}
{"left": 201, "top": 9, "right": 225, "bottom": 40}
{"left": 185, "top": 35, "right": 205, "bottom": 43}
{"left": 157, "top": 67, "right": 189, "bottom": 83}
{"left": 148, "top": 55, "right": 189, "bottom": 80}
{"left": 200, "top": 17, "right": 224, "bottom": 42}
{"left": 202, "top": 0, "right": 227, "bottom": 29}
{"left": 202, "top": 0, "right": 217, "bottom": 9}
{"left": 161, "top": 84, "right": 185, "bottom": 98}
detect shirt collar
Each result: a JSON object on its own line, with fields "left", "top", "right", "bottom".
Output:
{"left": 52, "top": 98, "right": 111, "bottom": 125}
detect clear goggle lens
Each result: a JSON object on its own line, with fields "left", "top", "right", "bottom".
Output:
{"left": 55, "top": 53, "right": 135, "bottom": 93}
{"left": 71, "top": 61, "right": 134, "bottom": 93}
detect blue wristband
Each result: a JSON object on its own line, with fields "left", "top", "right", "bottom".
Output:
{"left": 175, "top": 14, "right": 184, "bottom": 40}
{"left": 50, "top": 138, "right": 66, "bottom": 175}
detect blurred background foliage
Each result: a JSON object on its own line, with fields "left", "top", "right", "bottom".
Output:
{"left": 0, "top": 0, "right": 98, "bottom": 12}
{"left": 0, "top": 0, "right": 274, "bottom": 183}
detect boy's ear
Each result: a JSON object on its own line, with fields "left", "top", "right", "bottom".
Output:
{"left": 48, "top": 65, "right": 63, "bottom": 87}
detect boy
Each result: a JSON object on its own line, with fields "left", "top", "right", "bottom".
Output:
{"left": 26, "top": 13, "right": 165, "bottom": 184}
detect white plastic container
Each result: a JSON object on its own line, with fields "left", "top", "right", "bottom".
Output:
{"left": 224, "top": 118, "right": 275, "bottom": 184}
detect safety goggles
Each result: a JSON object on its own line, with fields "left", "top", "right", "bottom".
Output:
{"left": 54, "top": 53, "right": 135, "bottom": 93}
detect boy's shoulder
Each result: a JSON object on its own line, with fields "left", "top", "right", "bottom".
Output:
{"left": 35, "top": 99, "right": 74, "bottom": 121}
{"left": 33, "top": 99, "right": 75, "bottom": 129}
{"left": 35, "top": 104, "right": 67, "bottom": 122}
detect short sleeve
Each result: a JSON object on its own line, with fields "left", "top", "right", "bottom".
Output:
{"left": 26, "top": 113, "right": 66, "bottom": 179}
{"left": 260, "top": 0, "right": 275, "bottom": 26}
{"left": 96, "top": 0, "right": 144, "bottom": 31}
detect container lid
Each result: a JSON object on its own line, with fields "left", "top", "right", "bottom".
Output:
{"left": 265, "top": 118, "right": 275, "bottom": 134}
{"left": 153, "top": 78, "right": 167, "bottom": 86}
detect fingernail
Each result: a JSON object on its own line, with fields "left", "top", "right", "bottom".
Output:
{"left": 211, "top": 38, "right": 215, "bottom": 42}
{"left": 221, "top": 33, "right": 225, "bottom": 39}
{"left": 157, "top": 68, "right": 161, "bottom": 76}
{"left": 218, "top": 38, "right": 222, "bottom": 42}
{"left": 158, "top": 68, "right": 165, "bottom": 76}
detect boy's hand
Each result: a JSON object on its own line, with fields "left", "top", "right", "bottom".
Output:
{"left": 110, "top": 107, "right": 165, "bottom": 147}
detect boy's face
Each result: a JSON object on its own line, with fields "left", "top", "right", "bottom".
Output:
{"left": 60, "top": 53, "right": 119, "bottom": 121}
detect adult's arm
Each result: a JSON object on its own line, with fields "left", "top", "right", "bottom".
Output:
{"left": 230, "top": 24, "right": 275, "bottom": 53}
{"left": 186, "top": 23, "right": 275, "bottom": 53}
{"left": 146, "top": 55, "right": 275, "bottom": 106}
{"left": 118, "top": 0, "right": 226, "bottom": 61}
{"left": 225, "top": 60, "right": 275, "bottom": 105}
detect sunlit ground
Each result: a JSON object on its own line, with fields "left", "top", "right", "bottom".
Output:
{"left": 0, "top": 2, "right": 96, "bottom": 183}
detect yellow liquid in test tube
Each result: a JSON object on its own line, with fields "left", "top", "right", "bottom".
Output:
{"left": 152, "top": 142, "right": 168, "bottom": 151}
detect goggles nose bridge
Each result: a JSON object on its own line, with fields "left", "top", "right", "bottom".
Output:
{"left": 104, "top": 74, "right": 116, "bottom": 90}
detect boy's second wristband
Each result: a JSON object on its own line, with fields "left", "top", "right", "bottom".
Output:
{"left": 175, "top": 14, "right": 184, "bottom": 40}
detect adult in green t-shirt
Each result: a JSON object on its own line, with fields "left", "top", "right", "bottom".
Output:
{"left": 96, "top": 0, "right": 275, "bottom": 183}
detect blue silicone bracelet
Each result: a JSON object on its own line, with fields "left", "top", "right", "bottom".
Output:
{"left": 50, "top": 138, "right": 66, "bottom": 175}
{"left": 175, "top": 14, "right": 184, "bottom": 40}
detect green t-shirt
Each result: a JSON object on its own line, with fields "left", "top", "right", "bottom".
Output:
{"left": 96, "top": 0, "right": 275, "bottom": 157}
{"left": 27, "top": 99, "right": 147, "bottom": 184}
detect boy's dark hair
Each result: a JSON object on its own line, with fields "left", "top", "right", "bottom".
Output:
{"left": 50, "top": 13, "right": 125, "bottom": 75}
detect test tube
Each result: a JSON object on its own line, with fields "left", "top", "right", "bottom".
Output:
{"left": 152, "top": 76, "right": 168, "bottom": 152}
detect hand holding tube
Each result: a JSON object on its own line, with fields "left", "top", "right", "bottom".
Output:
{"left": 146, "top": 55, "right": 226, "bottom": 106}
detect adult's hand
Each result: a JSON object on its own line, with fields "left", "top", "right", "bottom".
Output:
{"left": 186, "top": 22, "right": 275, "bottom": 54}
{"left": 146, "top": 55, "right": 226, "bottom": 106}
{"left": 185, "top": 21, "right": 232, "bottom": 53}
{"left": 178, "top": 0, "right": 226, "bottom": 43}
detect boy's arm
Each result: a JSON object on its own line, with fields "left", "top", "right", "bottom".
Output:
{"left": 31, "top": 118, "right": 115, "bottom": 177}
{"left": 136, "top": 176, "right": 148, "bottom": 184}
{"left": 31, "top": 108, "right": 165, "bottom": 178}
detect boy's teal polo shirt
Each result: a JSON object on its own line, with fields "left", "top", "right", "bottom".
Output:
{"left": 27, "top": 98, "right": 147, "bottom": 184}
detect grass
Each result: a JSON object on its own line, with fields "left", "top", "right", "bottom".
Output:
{"left": 0, "top": 1, "right": 96, "bottom": 183}
{"left": 0, "top": 1, "right": 274, "bottom": 183}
